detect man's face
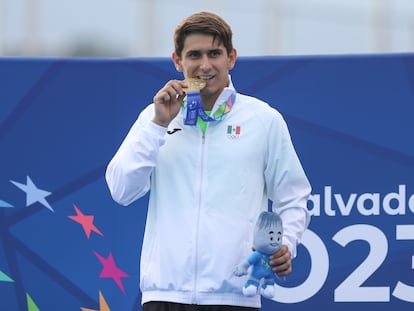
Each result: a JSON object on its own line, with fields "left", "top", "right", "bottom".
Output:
{"left": 173, "top": 33, "right": 237, "bottom": 105}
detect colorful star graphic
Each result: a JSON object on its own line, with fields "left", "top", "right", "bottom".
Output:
{"left": 81, "top": 291, "right": 110, "bottom": 311}
{"left": 0, "top": 199, "right": 13, "bottom": 208}
{"left": 94, "top": 251, "right": 129, "bottom": 295}
{"left": 10, "top": 176, "right": 54, "bottom": 212}
{"left": 68, "top": 204, "right": 104, "bottom": 239}
{"left": 0, "top": 270, "right": 14, "bottom": 282}
{"left": 27, "top": 293, "right": 40, "bottom": 311}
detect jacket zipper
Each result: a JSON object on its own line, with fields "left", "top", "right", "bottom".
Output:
{"left": 192, "top": 132, "right": 206, "bottom": 303}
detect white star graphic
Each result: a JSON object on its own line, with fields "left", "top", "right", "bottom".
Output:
{"left": 10, "top": 176, "right": 54, "bottom": 212}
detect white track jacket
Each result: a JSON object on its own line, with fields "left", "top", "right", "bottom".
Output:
{"left": 105, "top": 78, "right": 311, "bottom": 308}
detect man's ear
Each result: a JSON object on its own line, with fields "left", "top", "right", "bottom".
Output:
{"left": 228, "top": 48, "right": 237, "bottom": 70}
{"left": 172, "top": 52, "right": 183, "bottom": 72}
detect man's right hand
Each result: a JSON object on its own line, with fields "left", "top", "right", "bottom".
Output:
{"left": 152, "top": 80, "right": 187, "bottom": 127}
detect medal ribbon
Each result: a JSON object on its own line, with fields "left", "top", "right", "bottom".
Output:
{"left": 184, "top": 91, "right": 236, "bottom": 126}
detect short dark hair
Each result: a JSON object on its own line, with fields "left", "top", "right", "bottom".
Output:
{"left": 173, "top": 12, "right": 234, "bottom": 57}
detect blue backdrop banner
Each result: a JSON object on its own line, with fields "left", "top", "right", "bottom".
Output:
{"left": 0, "top": 54, "right": 413, "bottom": 310}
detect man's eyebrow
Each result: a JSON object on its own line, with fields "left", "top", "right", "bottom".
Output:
{"left": 185, "top": 49, "right": 201, "bottom": 55}
{"left": 186, "top": 48, "right": 223, "bottom": 55}
{"left": 209, "top": 48, "right": 223, "bottom": 52}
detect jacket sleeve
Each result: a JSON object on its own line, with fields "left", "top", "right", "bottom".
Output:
{"left": 264, "top": 110, "right": 311, "bottom": 258}
{"left": 105, "top": 105, "right": 167, "bottom": 206}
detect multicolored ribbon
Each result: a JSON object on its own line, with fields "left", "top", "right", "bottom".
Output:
{"left": 184, "top": 91, "right": 236, "bottom": 126}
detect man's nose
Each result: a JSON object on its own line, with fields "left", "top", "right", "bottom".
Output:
{"left": 199, "top": 55, "right": 212, "bottom": 71}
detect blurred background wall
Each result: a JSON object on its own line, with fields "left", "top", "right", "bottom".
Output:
{"left": 0, "top": 0, "right": 413, "bottom": 57}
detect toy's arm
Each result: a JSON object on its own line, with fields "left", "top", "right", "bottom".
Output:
{"left": 233, "top": 251, "right": 260, "bottom": 277}
{"left": 233, "top": 261, "right": 249, "bottom": 277}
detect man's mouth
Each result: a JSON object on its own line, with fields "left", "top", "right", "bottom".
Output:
{"left": 198, "top": 75, "right": 214, "bottom": 81}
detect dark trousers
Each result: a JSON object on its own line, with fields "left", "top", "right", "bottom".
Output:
{"left": 143, "top": 301, "right": 259, "bottom": 311}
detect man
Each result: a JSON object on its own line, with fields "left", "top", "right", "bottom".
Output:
{"left": 106, "top": 11, "right": 311, "bottom": 311}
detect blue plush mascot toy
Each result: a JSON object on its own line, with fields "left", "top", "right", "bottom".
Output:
{"left": 233, "top": 211, "right": 283, "bottom": 299}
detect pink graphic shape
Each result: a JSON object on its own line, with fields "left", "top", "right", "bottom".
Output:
{"left": 94, "top": 251, "right": 129, "bottom": 295}
{"left": 68, "top": 204, "right": 104, "bottom": 239}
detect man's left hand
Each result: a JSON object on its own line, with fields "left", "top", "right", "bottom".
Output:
{"left": 270, "top": 245, "right": 292, "bottom": 276}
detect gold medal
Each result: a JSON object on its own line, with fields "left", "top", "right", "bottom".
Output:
{"left": 183, "top": 78, "right": 206, "bottom": 92}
